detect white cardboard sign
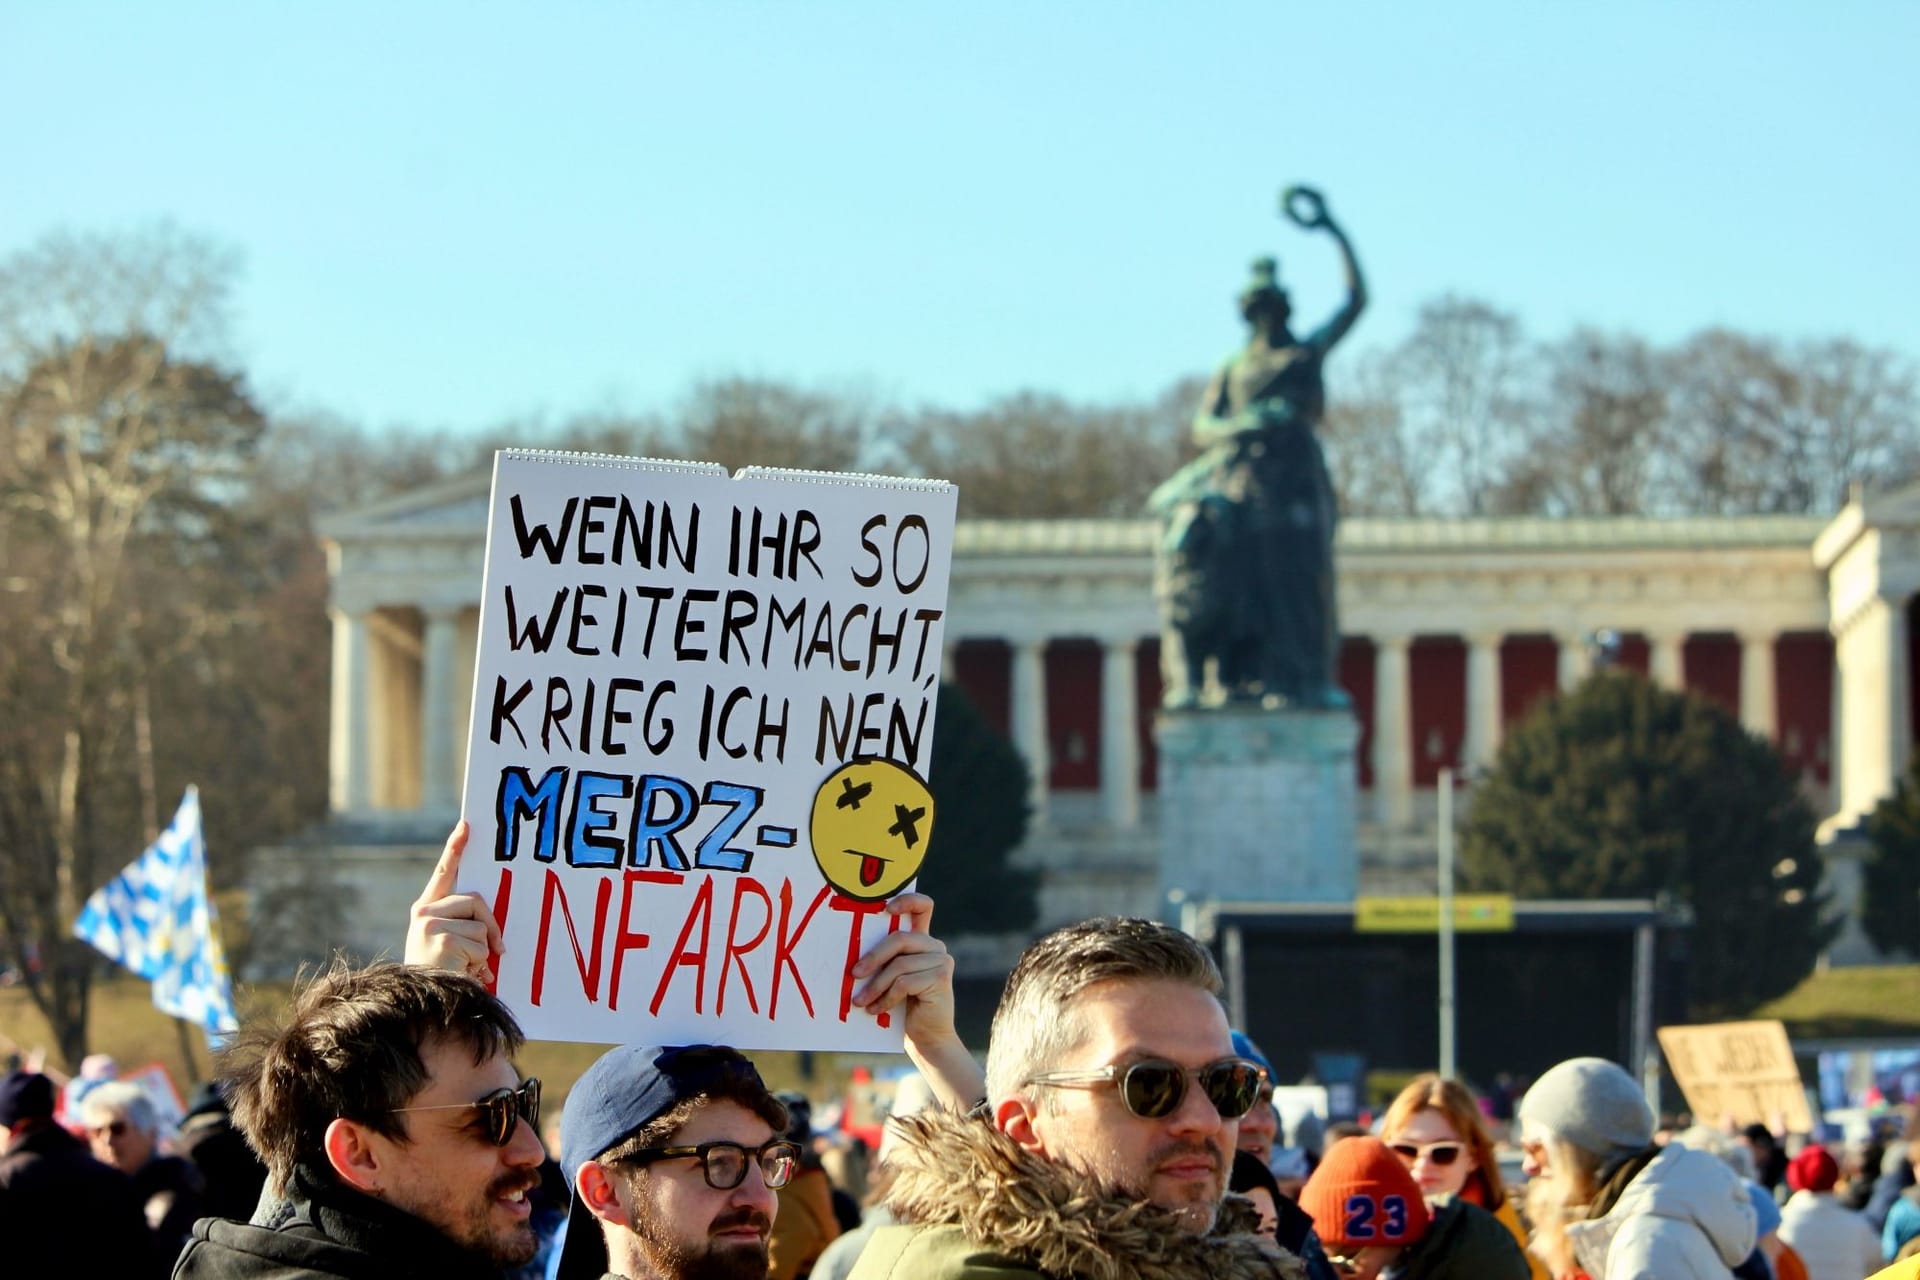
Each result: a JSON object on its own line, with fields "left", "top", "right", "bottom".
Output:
{"left": 457, "top": 451, "right": 956, "bottom": 1051}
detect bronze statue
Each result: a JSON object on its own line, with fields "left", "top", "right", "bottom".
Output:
{"left": 1150, "top": 186, "right": 1367, "bottom": 709}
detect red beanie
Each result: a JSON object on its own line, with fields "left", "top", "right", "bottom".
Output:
{"left": 1299, "top": 1136, "right": 1431, "bottom": 1249}
{"left": 1787, "top": 1145, "right": 1839, "bottom": 1193}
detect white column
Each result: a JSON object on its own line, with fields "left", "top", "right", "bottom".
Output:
{"left": 1649, "top": 631, "right": 1686, "bottom": 691}
{"left": 455, "top": 610, "right": 480, "bottom": 783}
{"left": 1557, "top": 632, "right": 1591, "bottom": 691}
{"left": 329, "top": 608, "right": 371, "bottom": 813}
{"left": 1462, "top": 633, "right": 1503, "bottom": 769}
{"left": 1372, "top": 634, "right": 1412, "bottom": 829}
{"left": 1011, "top": 638, "right": 1050, "bottom": 828}
{"left": 421, "top": 608, "right": 461, "bottom": 812}
{"left": 1101, "top": 636, "right": 1140, "bottom": 829}
{"left": 1833, "top": 595, "right": 1913, "bottom": 826}
{"left": 1739, "top": 630, "right": 1777, "bottom": 741}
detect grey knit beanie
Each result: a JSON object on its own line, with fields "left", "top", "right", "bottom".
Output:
{"left": 1518, "top": 1057, "right": 1654, "bottom": 1161}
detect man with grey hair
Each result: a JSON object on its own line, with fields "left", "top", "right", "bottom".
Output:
{"left": 849, "top": 916, "right": 1300, "bottom": 1280}
{"left": 82, "top": 1078, "right": 211, "bottom": 1261}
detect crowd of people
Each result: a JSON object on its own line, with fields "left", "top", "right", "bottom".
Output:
{"left": 1, "top": 821, "right": 1915, "bottom": 1280}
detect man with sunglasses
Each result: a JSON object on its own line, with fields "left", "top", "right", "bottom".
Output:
{"left": 553, "top": 1043, "right": 799, "bottom": 1280}
{"left": 850, "top": 916, "right": 1302, "bottom": 1280}
{"left": 175, "top": 961, "right": 547, "bottom": 1278}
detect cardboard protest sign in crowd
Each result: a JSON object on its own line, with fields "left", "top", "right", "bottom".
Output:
{"left": 456, "top": 450, "right": 957, "bottom": 1052}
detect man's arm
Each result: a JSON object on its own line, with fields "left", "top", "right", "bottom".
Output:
{"left": 402, "top": 821, "right": 501, "bottom": 980}
{"left": 846, "top": 892, "right": 986, "bottom": 1112}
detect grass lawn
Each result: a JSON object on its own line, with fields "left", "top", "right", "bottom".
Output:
{"left": 1749, "top": 963, "right": 1920, "bottom": 1040}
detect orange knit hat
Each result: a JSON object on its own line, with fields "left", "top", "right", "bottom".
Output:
{"left": 1299, "top": 1136, "right": 1431, "bottom": 1249}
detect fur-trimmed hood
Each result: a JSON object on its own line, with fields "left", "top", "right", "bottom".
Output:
{"left": 878, "top": 1109, "right": 1304, "bottom": 1280}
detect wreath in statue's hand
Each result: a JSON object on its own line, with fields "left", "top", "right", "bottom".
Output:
{"left": 1282, "top": 185, "right": 1330, "bottom": 230}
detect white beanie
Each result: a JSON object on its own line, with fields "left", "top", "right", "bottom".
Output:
{"left": 1518, "top": 1057, "right": 1654, "bottom": 1162}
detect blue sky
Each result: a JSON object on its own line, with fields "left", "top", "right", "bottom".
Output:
{"left": 3, "top": 2, "right": 1913, "bottom": 432}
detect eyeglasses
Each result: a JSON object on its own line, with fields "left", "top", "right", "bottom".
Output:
{"left": 88, "top": 1120, "right": 131, "bottom": 1139}
{"left": 1388, "top": 1139, "right": 1465, "bottom": 1167}
{"left": 1025, "top": 1056, "right": 1267, "bottom": 1120}
{"left": 618, "top": 1138, "right": 802, "bottom": 1190}
{"left": 392, "top": 1077, "right": 541, "bottom": 1147}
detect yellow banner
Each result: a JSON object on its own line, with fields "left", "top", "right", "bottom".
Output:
{"left": 1353, "top": 895, "right": 1515, "bottom": 932}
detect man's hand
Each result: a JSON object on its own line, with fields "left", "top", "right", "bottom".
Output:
{"left": 848, "top": 893, "right": 985, "bottom": 1110}
{"left": 404, "top": 821, "right": 503, "bottom": 981}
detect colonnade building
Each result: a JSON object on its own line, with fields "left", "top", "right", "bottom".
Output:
{"left": 264, "top": 472, "right": 1920, "bottom": 968}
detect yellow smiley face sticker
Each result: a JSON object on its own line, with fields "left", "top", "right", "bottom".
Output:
{"left": 810, "top": 758, "right": 935, "bottom": 901}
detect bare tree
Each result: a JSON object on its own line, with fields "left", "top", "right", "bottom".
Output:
{"left": 1388, "top": 295, "right": 1534, "bottom": 515}
{"left": 0, "top": 229, "right": 263, "bottom": 1066}
{"left": 1665, "top": 331, "right": 1919, "bottom": 514}
{"left": 1517, "top": 330, "right": 1671, "bottom": 516}
{"left": 1321, "top": 349, "right": 1429, "bottom": 516}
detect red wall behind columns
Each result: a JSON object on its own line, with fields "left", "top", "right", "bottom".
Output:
{"left": 1046, "top": 640, "right": 1102, "bottom": 790}
{"left": 1615, "top": 633, "right": 1650, "bottom": 675}
{"left": 1501, "top": 635, "right": 1559, "bottom": 727}
{"left": 1341, "top": 637, "right": 1376, "bottom": 789}
{"left": 1136, "top": 640, "right": 1162, "bottom": 792}
{"left": 953, "top": 640, "right": 1011, "bottom": 737}
{"left": 1410, "top": 637, "right": 1466, "bottom": 786}
{"left": 1683, "top": 634, "right": 1741, "bottom": 715}
{"left": 1776, "top": 631, "right": 1833, "bottom": 785}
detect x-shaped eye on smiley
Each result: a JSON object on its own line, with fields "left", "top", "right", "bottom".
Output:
{"left": 836, "top": 777, "right": 873, "bottom": 810}
{"left": 888, "top": 803, "right": 926, "bottom": 848}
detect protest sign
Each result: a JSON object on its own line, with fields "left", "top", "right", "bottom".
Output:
{"left": 1657, "top": 1019, "right": 1814, "bottom": 1133}
{"left": 457, "top": 451, "right": 957, "bottom": 1051}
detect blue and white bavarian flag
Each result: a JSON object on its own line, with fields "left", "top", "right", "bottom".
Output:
{"left": 73, "top": 787, "right": 239, "bottom": 1037}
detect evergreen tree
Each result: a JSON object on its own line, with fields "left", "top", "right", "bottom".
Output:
{"left": 912, "top": 682, "right": 1036, "bottom": 934}
{"left": 1862, "top": 756, "right": 1920, "bottom": 958}
{"left": 1459, "top": 671, "right": 1835, "bottom": 1016}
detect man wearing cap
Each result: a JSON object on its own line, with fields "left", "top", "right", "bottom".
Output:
{"left": 554, "top": 1044, "right": 801, "bottom": 1280}
{"left": 848, "top": 916, "right": 1301, "bottom": 1280}
{"left": 0, "top": 1069, "right": 158, "bottom": 1276}
{"left": 1297, "top": 1135, "right": 1528, "bottom": 1279}
{"left": 1782, "top": 1143, "right": 1889, "bottom": 1280}
{"left": 1231, "top": 1029, "right": 1338, "bottom": 1280}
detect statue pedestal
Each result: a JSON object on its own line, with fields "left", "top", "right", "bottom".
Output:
{"left": 1155, "top": 707, "right": 1359, "bottom": 907}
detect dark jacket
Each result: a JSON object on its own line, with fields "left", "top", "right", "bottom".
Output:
{"left": 1271, "top": 1192, "right": 1339, "bottom": 1280}
{"left": 137, "top": 1152, "right": 212, "bottom": 1261}
{"left": 847, "top": 1109, "right": 1304, "bottom": 1280}
{"left": 0, "top": 1119, "right": 161, "bottom": 1278}
{"left": 172, "top": 1162, "right": 508, "bottom": 1279}
{"left": 1397, "top": 1198, "right": 1533, "bottom": 1280}
{"left": 175, "top": 1088, "right": 269, "bottom": 1224}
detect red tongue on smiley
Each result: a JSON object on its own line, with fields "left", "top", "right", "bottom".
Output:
{"left": 859, "top": 854, "right": 886, "bottom": 887}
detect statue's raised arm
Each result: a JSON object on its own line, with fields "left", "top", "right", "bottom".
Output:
{"left": 1283, "top": 186, "right": 1367, "bottom": 356}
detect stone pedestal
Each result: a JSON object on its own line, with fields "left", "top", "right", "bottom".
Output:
{"left": 1155, "top": 707, "right": 1360, "bottom": 907}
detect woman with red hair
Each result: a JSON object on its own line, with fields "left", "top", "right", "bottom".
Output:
{"left": 1381, "top": 1074, "right": 1548, "bottom": 1280}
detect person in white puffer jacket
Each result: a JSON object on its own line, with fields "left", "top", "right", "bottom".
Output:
{"left": 1518, "top": 1058, "right": 1756, "bottom": 1279}
{"left": 1780, "top": 1145, "right": 1883, "bottom": 1280}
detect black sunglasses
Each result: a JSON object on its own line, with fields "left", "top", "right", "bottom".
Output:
{"left": 619, "top": 1138, "right": 802, "bottom": 1190}
{"left": 1025, "top": 1056, "right": 1267, "bottom": 1120}
{"left": 393, "top": 1076, "right": 541, "bottom": 1147}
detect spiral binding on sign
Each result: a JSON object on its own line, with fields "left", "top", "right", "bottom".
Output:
{"left": 499, "top": 448, "right": 727, "bottom": 478}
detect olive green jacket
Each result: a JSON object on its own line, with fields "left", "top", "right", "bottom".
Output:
{"left": 846, "top": 1111, "right": 1301, "bottom": 1280}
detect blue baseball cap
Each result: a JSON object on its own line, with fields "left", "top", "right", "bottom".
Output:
{"left": 555, "top": 1045, "right": 784, "bottom": 1280}
{"left": 1231, "top": 1029, "right": 1274, "bottom": 1078}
